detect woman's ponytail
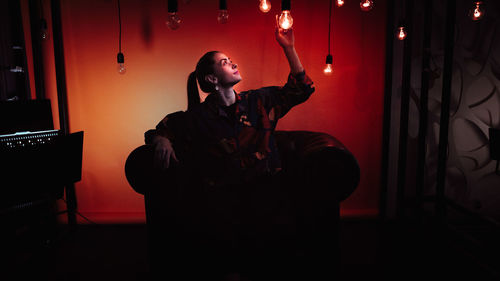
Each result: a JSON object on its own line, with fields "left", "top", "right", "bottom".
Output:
{"left": 187, "top": 71, "right": 200, "bottom": 111}
{"left": 186, "top": 51, "right": 219, "bottom": 111}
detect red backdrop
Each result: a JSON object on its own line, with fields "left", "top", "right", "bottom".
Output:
{"left": 24, "top": 0, "right": 386, "bottom": 223}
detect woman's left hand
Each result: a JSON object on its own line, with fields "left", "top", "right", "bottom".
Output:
{"left": 275, "top": 15, "right": 295, "bottom": 49}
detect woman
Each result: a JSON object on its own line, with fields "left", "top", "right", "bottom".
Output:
{"left": 144, "top": 26, "right": 315, "bottom": 281}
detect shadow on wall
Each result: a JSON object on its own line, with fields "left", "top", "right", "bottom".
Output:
{"left": 404, "top": 0, "right": 500, "bottom": 220}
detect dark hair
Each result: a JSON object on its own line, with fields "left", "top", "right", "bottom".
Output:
{"left": 187, "top": 51, "right": 220, "bottom": 111}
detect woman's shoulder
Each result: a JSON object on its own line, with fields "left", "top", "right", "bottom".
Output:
{"left": 238, "top": 86, "right": 280, "bottom": 99}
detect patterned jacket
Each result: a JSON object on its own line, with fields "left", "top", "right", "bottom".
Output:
{"left": 145, "top": 71, "right": 315, "bottom": 187}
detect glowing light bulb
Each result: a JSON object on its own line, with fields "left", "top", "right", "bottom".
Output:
{"left": 278, "top": 10, "right": 293, "bottom": 30}
{"left": 324, "top": 54, "right": 333, "bottom": 75}
{"left": 259, "top": 0, "right": 271, "bottom": 13}
{"left": 336, "top": 0, "right": 345, "bottom": 7}
{"left": 360, "top": 0, "right": 374, "bottom": 11}
{"left": 397, "top": 26, "right": 407, "bottom": 40}
{"left": 324, "top": 64, "right": 333, "bottom": 75}
{"left": 218, "top": 10, "right": 229, "bottom": 23}
{"left": 166, "top": 12, "right": 181, "bottom": 30}
{"left": 117, "top": 52, "right": 126, "bottom": 74}
{"left": 469, "top": 1, "right": 484, "bottom": 21}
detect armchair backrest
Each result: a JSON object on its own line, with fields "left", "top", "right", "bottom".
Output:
{"left": 125, "top": 130, "right": 360, "bottom": 201}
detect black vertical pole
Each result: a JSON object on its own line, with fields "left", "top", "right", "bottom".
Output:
{"left": 436, "top": 0, "right": 456, "bottom": 219}
{"left": 379, "top": 0, "right": 395, "bottom": 220}
{"left": 395, "top": 0, "right": 414, "bottom": 219}
{"left": 415, "top": 0, "right": 433, "bottom": 221}
{"left": 51, "top": 0, "right": 77, "bottom": 232}
{"left": 28, "top": 0, "right": 45, "bottom": 99}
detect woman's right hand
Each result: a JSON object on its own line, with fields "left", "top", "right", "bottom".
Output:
{"left": 152, "top": 136, "right": 178, "bottom": 170}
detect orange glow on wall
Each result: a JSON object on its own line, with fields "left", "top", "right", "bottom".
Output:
{"left": 31, "top": 0, "right": 386, "bottom": 223}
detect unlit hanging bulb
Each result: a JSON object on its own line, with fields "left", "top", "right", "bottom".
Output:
{"left": 360, "top": 0, "right": 373, "bottom": 11}
{"left": 166, "top": 0, "right": 181, "bottom": 30}
{"left": 117, "top": 52, "right": 126, "bottom": 74}
{"left": 397, "top": 26, "right": 407, "bottom": 40}
{"left": 324, "top": 54, "right": 333, "bottom": 75}
{"left": 40, "top": 19, "right": 49, "bottom": 40}
{"left": 218, "top": 0, "right": 229, "bottom": 24}
{"left": 116, "top": 0, "right": 125, "bottom": 74}
{"left": 336, "top": 0, "right": 345, "bottom": 7}
{"left": 469, "top": 1, "right": 484, "bottom": 21}
{"left": 259, "top": 0, "right": 272, "bottom": 13}
{"left": 278, "top": 0, "right": 293, "bottom": 30}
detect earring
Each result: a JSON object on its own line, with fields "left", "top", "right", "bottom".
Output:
{"left": 214, "top": 85, "right": 219, "bottom": 91}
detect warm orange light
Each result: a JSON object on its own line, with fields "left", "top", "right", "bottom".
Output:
{"left": 336, "top": 0, "right": 345, "bottom": 7}
{"left": 324, "top": 64, "right": 333, "bottom": 75}
{"left": 397, "top": 26, "right": 407, "bottom": 40}
{"left": 360, "top": 0, "right": 373, "bottom": 11}
{"left": 469, "top": 1, "right": 484, "bottom": 21}
{"left": 259, "top": 0, "right": 271, "bottom": 13}
{"left": 278, "top": 10, "right": 293, "bottom": 30}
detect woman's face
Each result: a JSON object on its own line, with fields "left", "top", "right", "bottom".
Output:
{"left": 211, "top": 52, "right": 242, "bottom": 87}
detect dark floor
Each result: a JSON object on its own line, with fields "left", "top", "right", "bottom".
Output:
{"left": 8, "top": 215, "right": 500, "bottom": 281}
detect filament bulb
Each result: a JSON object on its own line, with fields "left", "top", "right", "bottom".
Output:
{"left": 336, "top": 0, "right": 345, "bottom": 7}
{"left": 117, "top": 52, "right": 126, "bottom": 75}
{"left": 259, "top": 0, "right": 271, "bottom": 13}
{"left": 166, "top": 12, "right": 181, "bottom": 30}
{"left": 278, "top": 10, "right": 293, "bottom": 30}
{"left": 218, "top": 9, "right": 229, "bottom": 23}
{"left": 397, "top": 26, "right": 407, "bottom": 40}
{"left": 324, "top": 64, "right": 333, "bottom": 75}
{"left": 469, "top": 1, "right": 484, "bottom": 21}
{"left": 117, "top": 63, "right": 126, "bottom": 74}
{"left": 360, "top": 0, "right": 374, "bottom": 11}
{"left": 324, "top": 54, "right": 333, "bottom": 76}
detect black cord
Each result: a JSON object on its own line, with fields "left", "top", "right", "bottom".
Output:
{"left": 39, "top": 0, "right": 43, "bottom": 18}
{"left": 118, "top": 0, "right": 122, "bottom": 52}
{"left": 328, "top": 0, "right": 332, "bottom": 54}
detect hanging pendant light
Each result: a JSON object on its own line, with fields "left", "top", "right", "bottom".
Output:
{"left": 336, "top": 0, "right": 345, "bottom": 7}
{"left": 469, "top": 1, "right": 485, "bottom": 21}
{"left": 278, "top": 0, "right": 293, "bottom": 30}
{"left": 360, "top": 0, "right": 374, "bottom": 11}
{"left": 38, "top": 0, "right": 49, "bottom": 40}
{"left": 218, "top": 0, "right": 229, "bottom": 24}
{"left": 117, "top": 0, "right": 126, "bottom": 74}
{"left": 324, "top": 54, "right": 333, "bottom": 75}
{"left": 324, "top": 0, "right": 333, "bottom": 75}
{"left": 259, "top": 0, "right": 272, "bottom": 13}
{"left": 40, "top": 19, "right": 49, "bottom": 40}
{"left": 166, "top": 0, "right": 181, "bottom": 30}
{"left": 396, "top": 1, "right": 407, "bottom": 41}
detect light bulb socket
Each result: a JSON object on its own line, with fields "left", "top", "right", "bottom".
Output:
{"left": 40, "top": 18, "right": 48, "bottom": 29}
{"left": 168, "top": 0, "right": 178, "bottom": 13}
{"left": 117, "top": 52, "right": 124, "bottom": 63}
{"left": 281, "top": 0, "right": 291, "bottom": 11}
{"left": 219, "top": 0, "right": 227, "bottom": 10}
{"left": 325, "top": 54, "right": 333, "bottom": 64}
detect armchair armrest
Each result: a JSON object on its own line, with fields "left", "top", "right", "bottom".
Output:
{"left": 125, "top": 144, "right": 157, "bottom": 195}
{"left": 274, "top": 130, "right": 360, "bottom": 202}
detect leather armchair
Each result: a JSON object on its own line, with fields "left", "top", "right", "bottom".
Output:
{"left": 125, "top": 130, "right": 360, "bottom": 281}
